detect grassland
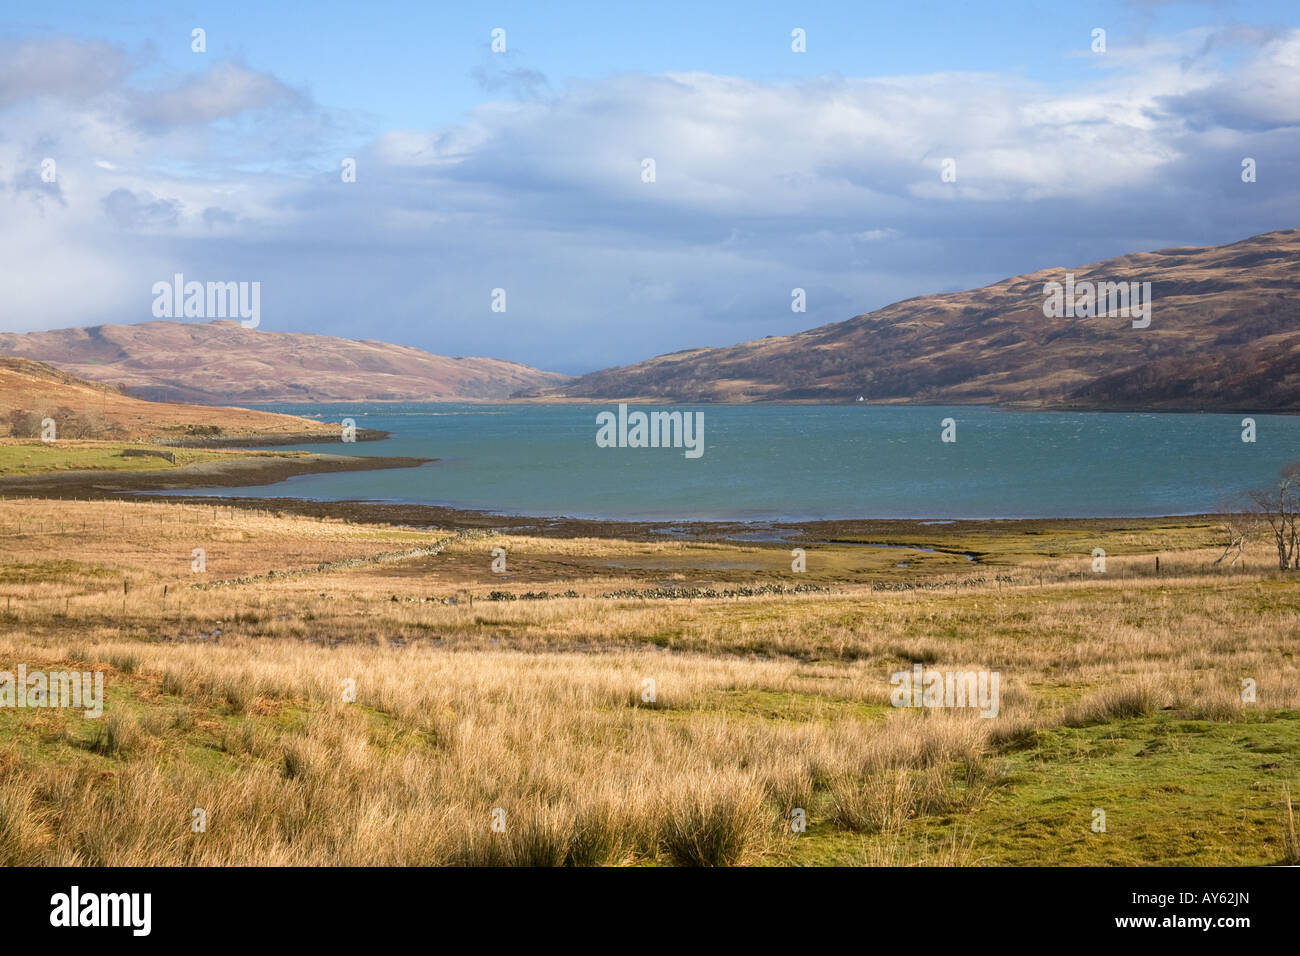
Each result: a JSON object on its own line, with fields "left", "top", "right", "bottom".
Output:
{"left": 0, "top": 496, "right": 1296, "bottom": 866}
{"left": 0, "top": 440, "right": 233, "bottom": 476}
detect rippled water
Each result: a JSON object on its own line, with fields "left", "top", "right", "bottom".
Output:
{"left": 155, "top": 403, "right": 1300, "bottom": 521}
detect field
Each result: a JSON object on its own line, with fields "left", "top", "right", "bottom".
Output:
{"left": 0, "top": 496, "right": 1297, "bottom": 866}
{"left": 0, "top": 441, "right": 236, "bottom": 476}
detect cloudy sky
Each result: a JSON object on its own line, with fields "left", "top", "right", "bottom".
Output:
{"left": 2, "top": 0, "right": 1298, "bottom": 374}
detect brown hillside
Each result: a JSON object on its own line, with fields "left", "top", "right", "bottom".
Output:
{"left": 0, "top": 356, "right": 336, "bottom": 441}
{"left": 0, "top": 320, "right": 568, "bottom": 404}
{"left": 527, "top": 228, "right": 1300, "bottom": 410}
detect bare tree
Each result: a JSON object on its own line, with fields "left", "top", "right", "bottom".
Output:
{"left": 1214, "top": 513, "right": 1253, "bottom": 567}
{"left": 1213, "top": 490, "right": 1260, "bottom": 568}
{"left": 1247, "top": 464, "right": 1300, "bottom": 571}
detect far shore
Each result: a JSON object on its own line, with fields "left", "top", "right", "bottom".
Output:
{"left": 156, "top": 427, "right": 389, "bottom": 447}
{"left": 0, "top": 451, "right": 430, "bottom": 497}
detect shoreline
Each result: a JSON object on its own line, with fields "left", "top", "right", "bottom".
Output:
{"left": 0, "top": 447, "right": 1229, "bottom": 544}
{"left": 104, "top": 492, "right": 1229, "bottom": 545}
{"left": 0, "top": 452, "right": 430, "bottom": 497}
{"left": 156, "top": 428, "right": 390, "bottom": 448}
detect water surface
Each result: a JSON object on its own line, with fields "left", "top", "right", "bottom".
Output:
{"left": 155, "top": 403, "right": 1296, "bottom": 521}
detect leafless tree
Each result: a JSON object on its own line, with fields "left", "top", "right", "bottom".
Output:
{"left": 1247, "top": 464, "right": 1300, "bottom": 571}
{"left": 1213, "top": 491, "right": 1260, "bottom": 568}
{"left": 1213, "top": 513, "right": 1254, "bottom": 567}
{"left": 5, "top": 408, "right": 43, "bottom": 438}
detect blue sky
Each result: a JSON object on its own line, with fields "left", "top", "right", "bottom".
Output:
{"left": 15, "top": 1, "right": 1297, "bottom": 127}
{"left": 2, "top": 0, "right": 1299, "bottom": 373}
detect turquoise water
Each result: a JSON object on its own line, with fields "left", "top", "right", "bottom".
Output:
{"left": 158, "top": 404, "right": 1299, "bottom": 521}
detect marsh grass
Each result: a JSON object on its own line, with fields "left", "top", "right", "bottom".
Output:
{"left": 0, "top": 497, "right": 1297, "bottom": 865}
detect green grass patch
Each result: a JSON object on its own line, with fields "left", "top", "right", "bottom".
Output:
{"left": 0, "top": 441, "right": 228, "bottom": 475}
{"left": 786, "top": 710, "right": 1300, "bottom": 866}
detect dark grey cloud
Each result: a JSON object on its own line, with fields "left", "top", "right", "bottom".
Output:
{"left": 101, "top": 188, "right": 181, "bottom": 229}
{"left": 1158, "top": 27, "right": 1300, "bottom": 130}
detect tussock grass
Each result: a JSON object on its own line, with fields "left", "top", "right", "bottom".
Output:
{"left": 0, "top": 782, "right": 47, "bottom": 865}
{"left": 661, "top": 778, "right": 772, "bottom": 867}
{"left": 107, "top": 653, "right": 139, "bottom": 674}
{"left": 0, "top": 637, "right": 1007, "bottom": 865}
{"left": 0, "top": 497, "right": 1298, "bottom": 865}
{"left": 1063, "top": 682, "right": 1165, "bottom": 727}
{"left": 90, "top": 714, "right": 141, "bottom": 757}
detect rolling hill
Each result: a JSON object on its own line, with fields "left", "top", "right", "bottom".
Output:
{"left": 0, "top": 320, "right": 568, "bottom": 404}
{"left": 0, "top": 356, "right": 339, "bottom": 442}
{"left": 523, "top": 228, "right": 1300, "bottom": 411}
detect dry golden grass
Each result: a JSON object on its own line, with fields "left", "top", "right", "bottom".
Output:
{"left": 3, "top": 635, "right": 987, "bottom": 865}
{"left": 0, "top": 496, "right": 1297, "bottom": 865}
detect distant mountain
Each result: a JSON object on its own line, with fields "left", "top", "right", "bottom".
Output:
{"left": 523, "top": 228, "right": 1300, "bottom": 411}
{"left": 0, "top": 320, "right": 568, "bottom": 404}
{"left": 0, "top": 356, "right": 337, "bottom": 441}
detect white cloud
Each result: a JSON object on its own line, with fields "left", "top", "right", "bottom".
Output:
{"left": 0, "top": 28, "right": 1297, "bottom": 372}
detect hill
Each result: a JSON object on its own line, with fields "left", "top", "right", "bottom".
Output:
{"left": 0, "top": 356, "right": 339, "bottom": 442}
{"left": 0, "top": 320, "right": 568, "bottom": 404}
{"left": 524, "top": 228, "right": 1300, "bottom": 410}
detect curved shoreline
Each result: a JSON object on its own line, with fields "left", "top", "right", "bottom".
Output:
{"left": 0, "top": 452, "right": 431, "bottom": 497}
{"left": 99, "top": 490, "right": 1230, "bottom": 547}
{"left": 0, "top": 449, "right": 1226, "bottom": 546}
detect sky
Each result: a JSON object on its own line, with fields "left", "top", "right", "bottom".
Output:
{"left": 2, "top": 0, "right": 1298, "bottom": 374}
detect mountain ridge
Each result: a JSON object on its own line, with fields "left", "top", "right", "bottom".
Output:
{"left": 0, "top": 320, "right": 568, "bottom": 405}
{"left": 521, "top": 228, "right": 1300, "bottom": 411}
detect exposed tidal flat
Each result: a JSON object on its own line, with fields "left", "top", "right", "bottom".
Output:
{"left": 147, "top": 403, "right": 1300, "bottom": 522}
